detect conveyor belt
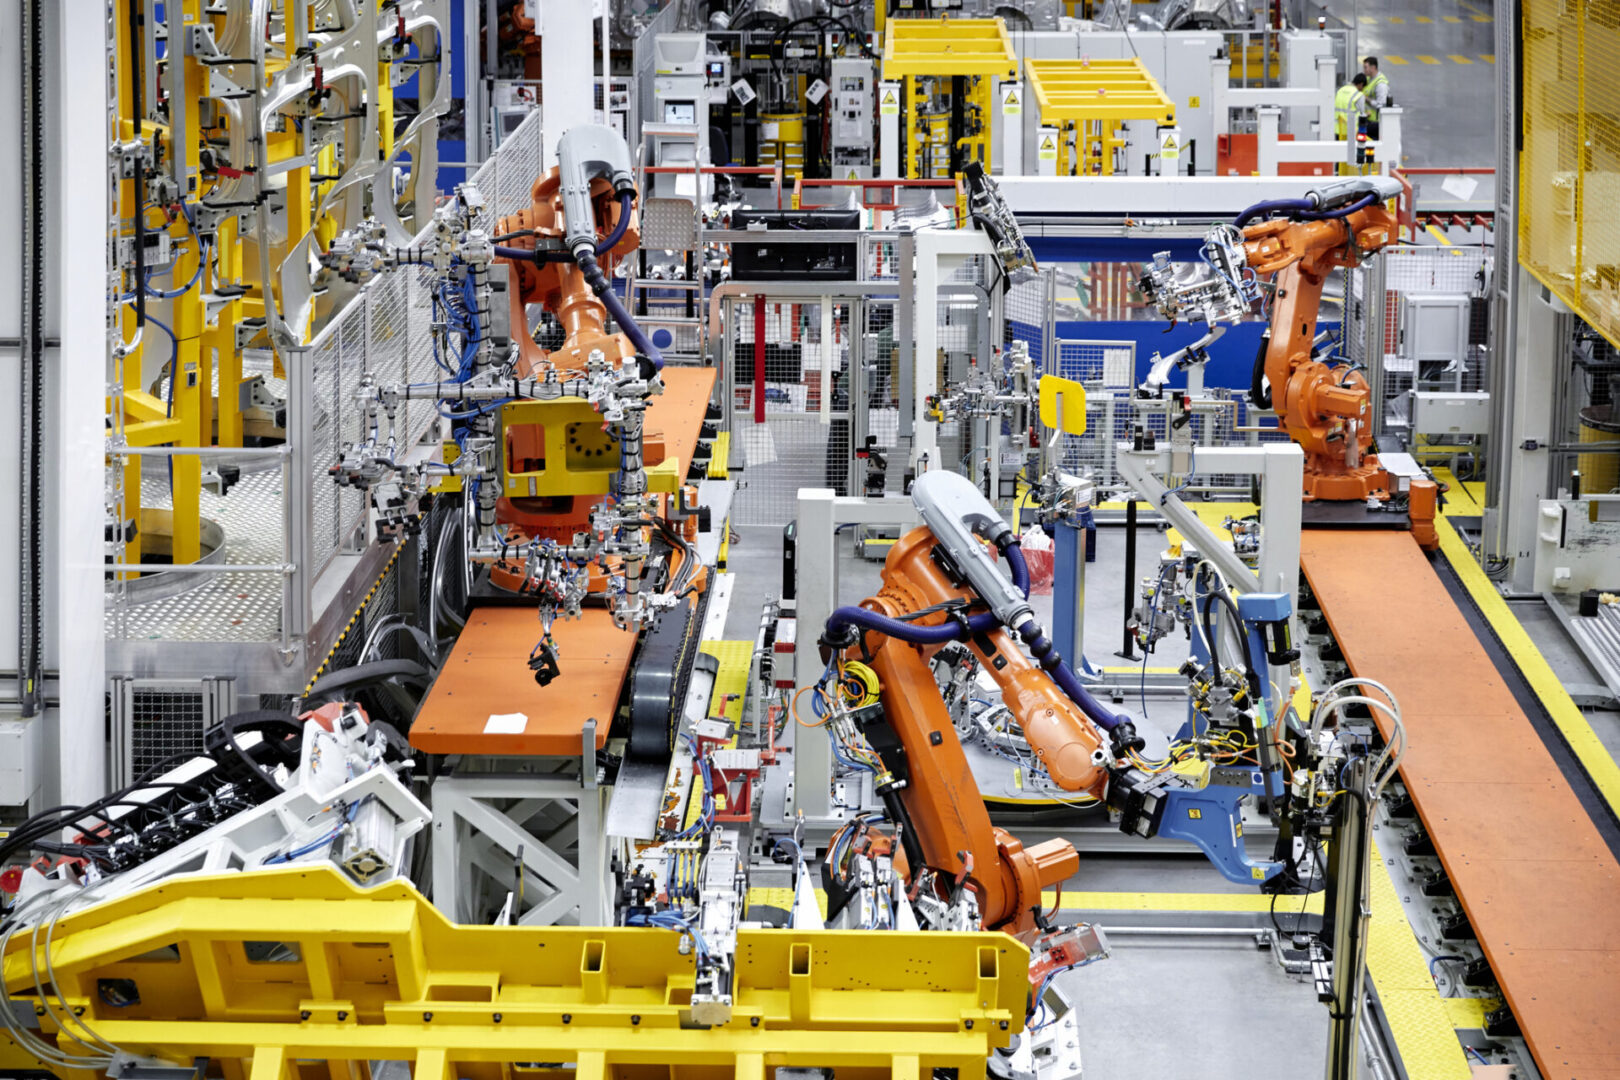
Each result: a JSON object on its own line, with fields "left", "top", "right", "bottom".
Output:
{"left": 1301, "top": 529, "right": 1620, "bottom": 1080}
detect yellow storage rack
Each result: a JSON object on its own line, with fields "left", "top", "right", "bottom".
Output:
{"left": 1025, "top": 58, "right": 1176, "bottom": 176}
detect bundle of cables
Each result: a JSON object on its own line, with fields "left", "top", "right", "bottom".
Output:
{"left": 793, "top": 656, "right": 885, "bottom": 775}
{"left": 672, "top": 732, "right": 717, "bottom": 840}
{"left": 626, "top": 909, "right": 710, "bottom": 961}
{"left": 1027, "top": 950, "right": 1106, "bottom": 1031}
{"left": 0, "top": 750, "right": 259, "bottom": 880}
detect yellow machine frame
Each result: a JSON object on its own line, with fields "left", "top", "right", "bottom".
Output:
{"left": 1025, "top": 58, "right": 1176, "bottom": 176}
{"left": 497, "top": 399, "right": 682, "bottom": 499}
{"left": 2, "top": 869, "right": 1029, "bottom": 1080}
{"left": 881, "top": 18, "right": 1018, "bottom": 180}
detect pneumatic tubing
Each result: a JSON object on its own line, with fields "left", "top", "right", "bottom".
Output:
{"left": 573, "top": 244, "right": 664, "bottom": 370}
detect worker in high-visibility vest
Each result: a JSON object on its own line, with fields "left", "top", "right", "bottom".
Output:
{"left": 1335, "top": 73, "right": 1368, "bottom": 140}
{"left": 1362, "top": 57, "right": 1390, "bottom": 140}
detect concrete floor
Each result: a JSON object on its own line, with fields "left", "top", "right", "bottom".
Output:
{"left": 1332, "top": 0, "right": 1497, "bottom": 168}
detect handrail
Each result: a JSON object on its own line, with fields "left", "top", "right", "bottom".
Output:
{"left": 644, "top": 164, "right": 785, "bottom": 209}
{"left": 790, "top": 176, "right": 965, "bottom": 222}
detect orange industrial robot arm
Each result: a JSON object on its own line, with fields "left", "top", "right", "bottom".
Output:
{"left": 1159, "top": 181, "right": 1438, "bottom": 550}
{"left": 819, "top": 472, "right": 1142, "bottom": 934}
{"left": 1243, "top": 200, "right": 1393, "bottom": 494}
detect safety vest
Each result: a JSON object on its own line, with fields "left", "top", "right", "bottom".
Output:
{"left": 1334, "top": 84, "right": 1364, "bottom": 138}
{"left": 1364, "top": 73, "right": 1389, "bottom": 119}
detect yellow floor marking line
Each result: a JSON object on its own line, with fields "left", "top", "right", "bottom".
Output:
{"left": 1425, "top": 223, "right": 1454, "bottom": 246}
{"left": 1471, "top": 14, "right": 1492, "bottom": 21}
{"left": 1359, "top": 14, "right": 1377, "bottom": 22}
{"left": 1418, "top": 54, "right": 1442, "bottom": 65}
{"left": 1481, "top": 53, "right": 1495, "bottom": 63}
{"left": 1447, "top": 53, "right": 1473, "bottom": 64}
{"left": 1443, "top": 14, "right": 1462, "bottom": 22}
{"left": 1430, "top": 467, "right": 1484, "bottom": 517}
{"left": 1045, "top": 889, "right": 1326, "bottom": 914}
{"left": 1416, "top": 14, "right": 1433, "bottom": 22}
{"left": 1389, "top": 14, "right": 1404, "bottom": 22}
{"left": 1436, "top": 516, "right": 1620, "bottom": 819}
{"left": 1385, "top": 54, "right": 1409, "bottom": 65}
{"left": 1367, "top": 836, "right": 1473, "bottom": 1078}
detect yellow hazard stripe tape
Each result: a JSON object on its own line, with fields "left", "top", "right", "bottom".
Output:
{"left": 303, "top": 540, "right": 406, "bottom": 695}
{"left": 1366, "top": 836, "right": 1473, "bottom": 1076}
{"left": 1436, "top": 516, "right": 1620, "bottom": 818}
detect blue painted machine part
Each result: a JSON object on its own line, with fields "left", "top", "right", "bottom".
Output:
{"left": 1158, "top": 784, "right": 1287, "bottom": 885}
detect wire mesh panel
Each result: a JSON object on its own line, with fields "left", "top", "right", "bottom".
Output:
{"left": 1520, "top": 0, "right": 1620, "bottom": 349}
{"left": 112, "top": 678, "right": 233, "bottom": 787}
{"left": 858, "top": 297, "right": 903, "bottom": 494}
{"left": 1374, "top": 246, "right": 1492, "bottom": 430}
{"left": 726, "top": 297, "right": 856, "bottom": 524}
{"left": 1003, "top": 268, "right": 1053, "bottom": 362}
{"left": 1044, "top": 338, "right": 1270, "bottom": 491}
{"left": 863, "top": 235, "right": 900, "bottom": 282}
{"left": 128, "top": 685, "right": 206, "bottom": 783}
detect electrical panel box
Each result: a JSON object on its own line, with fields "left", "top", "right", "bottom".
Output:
{"left": 653, "top": 33, "right": 708, "bottom": 131}
{"left": 0, "top": 716, "right": 44, "bottom": 808}
{"left": 1411, "top": 391, "right": 1490, "bottom": 437}
{"left": 1405, "top": 294, "right": 1471, "bottom": 389}
{"left": 704, "top": 48, "right": 730, "bottom": 105}
{"left": 828, "top": 57, "right": 875, "bottom": 176}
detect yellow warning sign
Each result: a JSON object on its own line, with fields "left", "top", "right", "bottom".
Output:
{"left": 880, "top": 86, "right": 900, "bottom": 116}
{"left": 1189, "top": 95, "right": 1201, "bottom": 108}
{"left": 1037, "top": 131, "right": 1058, "bottom": 162}
{"left": 1001, "top": 86, "right": 1021, "bottom": 115}
{"left": 1160, "top": 129, "right": 1181, "bottom": 161}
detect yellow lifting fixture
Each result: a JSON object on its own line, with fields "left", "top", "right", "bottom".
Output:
{"left": 1025, "top": 57, "right": 1176, "bottom": 176}
{"left": 881, "top": 18, "right": 1018, "bottom": 180}
{"left": 2, "top": 868, "right": 1032, "bottom": 1080}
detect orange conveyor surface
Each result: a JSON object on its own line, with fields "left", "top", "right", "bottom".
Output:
{"left": 1301, "top": 529, "right": 1620, "bottom": 1080}
{"left": 410, "top": 365, "right": 716, "bottom": 757}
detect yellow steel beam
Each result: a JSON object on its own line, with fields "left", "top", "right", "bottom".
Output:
{"left": 1026, "top": 58, "right": 1176, "bottom": 125}
{"left": 3, "top": 868, "right": 1028, "bottom": 1077}
{"left": 881, "top": 17, "right": 1018, "bottom": 79}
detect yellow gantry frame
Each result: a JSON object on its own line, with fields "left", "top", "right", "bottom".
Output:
{"left": 1, "top": 868, "right": 1029, "bottom": 1080}
{"left": 1024, "top": 58, "right": 1175, "bottom": 176}
{"left": 880, "top": 18, "right": 1018, "bottom": 179}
